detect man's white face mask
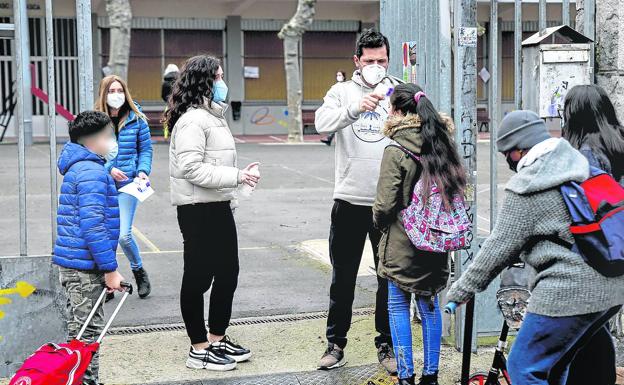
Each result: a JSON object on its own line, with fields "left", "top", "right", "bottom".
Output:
{"left": 360, "top": 64, "right": 386, "bottom": 86}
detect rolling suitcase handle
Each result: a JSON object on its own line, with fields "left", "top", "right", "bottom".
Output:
{"left": 76, "top": 281, "right": 133, "bottom": 343}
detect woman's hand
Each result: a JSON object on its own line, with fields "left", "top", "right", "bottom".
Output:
{"left": 239, "top": 162, "right": 260, "bottom": 187}
{"left": 137, "top": 171, "right": 150, "bottom": 182}
{"left": 111, "top": 167, "right": 129, "bottom": 182}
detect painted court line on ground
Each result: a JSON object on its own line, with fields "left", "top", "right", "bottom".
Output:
{"left": 117, "top": 245, "right": 277, "bottom": 256}
{"left": 280, "top": 165, "right": 333, "bottom": 185}
{"left": 131, "top": 226, "right": 161, "bottom": 253}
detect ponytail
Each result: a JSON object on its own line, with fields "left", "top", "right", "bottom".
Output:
{"left": 390, "top": 83, "right": 466, "bottom": 207}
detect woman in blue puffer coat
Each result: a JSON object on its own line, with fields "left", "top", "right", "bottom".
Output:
{"left": 96, "top": 75, "right": 153, "bottom": 299}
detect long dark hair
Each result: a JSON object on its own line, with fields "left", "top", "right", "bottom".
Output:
{"left": 164, "top": 55, "right": 221, "bottom": 130}
{"left": 563, "top": 84, "right": 624, "bottom": 180}
{"left": 390, "top": 83, "right": 466, "bottom": 207}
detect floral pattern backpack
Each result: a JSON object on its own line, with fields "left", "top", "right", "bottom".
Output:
{"left": 388, "top": 144, "right": 472, "bottom": 253}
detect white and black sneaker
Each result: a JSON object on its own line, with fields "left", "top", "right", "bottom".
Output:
{"left": 210, "top": 335, "right": 252, "bottom": 362}
{"left": 186, "top": 345, "right": 237, "bottom": 371}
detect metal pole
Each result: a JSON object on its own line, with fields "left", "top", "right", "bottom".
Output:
{"left": 453, "top": 0, "right": 478, "bottom": 355}
{"left": 584, "top": 0, "right": 595, "bottom": 81}
{"left": 439, "top": 0, "right": 452, "bottom": 115}
{"left": 539, "top": 0, "right": 547, "bottom": 34}
{"left": 12, "top": 0, "right": 28, "bottom": 256}
{"left": 16, "top": 0, "right": 32, "bottom": 146}
{"left": 514, "top": 0, "right": 522, "bottom": 110}
{"left": 76, "top": 0, "right": 94, "bottom": 111}
{"left": 562, "top": 0, "right": 571, "bottom": 26}
{"left": 489, "top": 1, "right": 498, "bottom": 228}
{"left": 45, "top": 0, "right": 57, "bottom": 248}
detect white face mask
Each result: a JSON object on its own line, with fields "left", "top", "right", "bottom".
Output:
{"left": 107, "top": 93, "right": 126, "bottom": 110}
{"left": 360, "top": 64, "right": 386, "bottom": 86}
{"left": 336, "top": 74, "right": 345, "bottom": 82}
{"left": 104, "top": 137, "right": 118, "bottom": 162}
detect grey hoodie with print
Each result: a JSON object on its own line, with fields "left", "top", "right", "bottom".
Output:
{"left": 315, "top": 71, "right": 401, "bottom": 206}
{"left": 447, "top": 139, "right": 624, "bottom": 317}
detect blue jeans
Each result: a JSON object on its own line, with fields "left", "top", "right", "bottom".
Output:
{"left": 388, "top": 280, "right": 442, "bottom": 379}
{"left": 118, "top": 192, "right": 143, "bottom": 270}
{"left": 508, "top": 306, "right": 621, "bottom": 385}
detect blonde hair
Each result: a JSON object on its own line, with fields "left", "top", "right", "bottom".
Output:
{"left": 95, "top": 75, "right": 146, "bottom": 127}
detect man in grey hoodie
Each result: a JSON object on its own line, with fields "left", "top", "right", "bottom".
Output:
{"left": 447, "top": 110, "right": 624, "bottom": 385}
{"left": 315, "top": 30, "right": 400, "bottom": 373}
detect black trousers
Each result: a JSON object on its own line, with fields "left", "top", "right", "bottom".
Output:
{"left": 567, "top": 324, "right": 617, "bottom": 385}
{"left": 177, "top": 201, "right": 239, "bottom": 344}
{"left": 326, "top": 199, "right": 392, "bottom": 349}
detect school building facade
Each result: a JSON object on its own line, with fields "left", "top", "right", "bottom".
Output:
{"left": 0, "top": 0, "right": 576, "bottom": 138}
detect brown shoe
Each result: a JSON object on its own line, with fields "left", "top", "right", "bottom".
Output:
{"left": 318, "top": 343, "right": 346, "bottom": 370}
{"left": 378, "top": 343, "right": 398, "bottom": 375}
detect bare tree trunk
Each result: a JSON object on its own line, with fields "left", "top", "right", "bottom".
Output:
{"left": 278, "top": 0, "right": 317, "bottom": 143}
{"left": 105, "top": 0, "right": 132, "bottom": 80}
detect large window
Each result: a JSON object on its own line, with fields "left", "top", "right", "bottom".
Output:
{"left": 302, "top": 31, "right": 356, "bottom": 101}
{"left": 243, "top": 31, "right": 286, "bottom": 101}
{"left": 243, "top": 30, "right": 356, "bottom": 102}
{"left": 101, "top": 28, "right": 223, "bottom": 102}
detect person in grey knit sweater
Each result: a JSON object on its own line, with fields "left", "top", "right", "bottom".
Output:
{"left": 447, "top": 110, "right": 624, "bottom": 385}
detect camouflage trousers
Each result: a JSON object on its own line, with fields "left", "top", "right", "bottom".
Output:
{"left": 59, "top": 267, "right": 105, "bottom": 385}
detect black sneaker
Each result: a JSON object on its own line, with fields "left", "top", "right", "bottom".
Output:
{"left": 186, "top": 345, "right": 237, "bottom": 371}
{"left": 378, "top": 342, "right": 398, "bottom": 375}
{"left": 318, "top": 343, "right": 346, "bottom": 370}
{"left": 210, "top": 335, "right": 252, "bottom": 362}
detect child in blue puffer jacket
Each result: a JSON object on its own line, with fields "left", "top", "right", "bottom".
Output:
{"left": 54, "top": 111, "right": 126, "bottom": 385}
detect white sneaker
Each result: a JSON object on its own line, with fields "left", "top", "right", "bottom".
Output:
{"left": 186, "top": 345, "right": 237, "bottom": 371}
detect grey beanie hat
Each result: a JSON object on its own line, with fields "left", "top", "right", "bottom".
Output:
{"left": 496, "top": 110, "right": 551, "bottom": 153}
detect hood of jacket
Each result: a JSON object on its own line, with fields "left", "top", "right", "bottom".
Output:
{"left": 383, "top": 112, "right": 455, "bottom": 154}
{"left": 58, "top": 142, "right": 104, "bottom": 176}
{"left": 506, "top": 138, "right": 589, "bottom": 195}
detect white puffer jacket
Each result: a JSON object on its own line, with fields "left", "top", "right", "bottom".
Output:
{"left": 169, "top": 101, "right": 239, "bottom": 206}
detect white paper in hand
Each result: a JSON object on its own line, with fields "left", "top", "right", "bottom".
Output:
{"left": 118, "top": 178, "right": 154, "bottom": 202}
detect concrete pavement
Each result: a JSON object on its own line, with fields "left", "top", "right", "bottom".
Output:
{"left": 0, "top": 140, "right": 513, "bottom": 328}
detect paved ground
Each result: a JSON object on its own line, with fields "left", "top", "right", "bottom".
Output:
{"left": 0, "top": 137, "right": 512, "bottom": 327}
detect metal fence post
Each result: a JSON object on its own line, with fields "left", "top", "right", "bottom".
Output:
{"left": 514, "top": 0, "right": 522, "bottom": 110}
{"left": 45, "top": 0, "right": 57, "bottom": 248}
{"left": 439, "top": 0, "right": 452, "bottom": 115}
{"left": 76, "top": 0, "right": 94, "bottom": 111}
{"left": 453, "top": 0, "right": 478, "bottom": 353}
{"left": 539, "top": 0, "right": 547, "bottom": 34}
{"left": 12, "top": 0, "right": 28, "bottom": 256}
{"left": 489, "top": 1, "right": 499, "bottom": 228}
{"left": 584, "top": 0, "right": 595, "bottom": 81}
{"left": 563, "top": 0, "right": 571, "bottom": 26}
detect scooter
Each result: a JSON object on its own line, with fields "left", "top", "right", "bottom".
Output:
{"left": 445, "top": 264, "right": 531, "bottom": 385}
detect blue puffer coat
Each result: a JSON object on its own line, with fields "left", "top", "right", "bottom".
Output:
{"left": 106, "top": 106, "right": 153, "bottom": 188}
{"left": 53, "top": 142, "right": 120, "bottom": 272}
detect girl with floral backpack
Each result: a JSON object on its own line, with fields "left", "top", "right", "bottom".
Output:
{"left": 373, "top": 83, "right": 469, "bottom": 385}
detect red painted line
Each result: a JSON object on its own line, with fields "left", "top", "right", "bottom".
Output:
{"left": 30, "top": 64, "right": 75, "bottom": 121}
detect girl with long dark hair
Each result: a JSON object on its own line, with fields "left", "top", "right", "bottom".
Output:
{"left": 166, "top": 55, "right": 259, "bottom": 371}
{"left": 562, "top": 84, "right": 624, "bottom": 385}
{"left": 373, "top": 83, "right": 465, "bottom": 385}
{"left": 563, "top": 84, "right": 624, "bottom": 183}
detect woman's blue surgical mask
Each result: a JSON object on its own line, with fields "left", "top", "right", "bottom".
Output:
{"left": 213, "top": 80, "right": 228, "bottom": 103}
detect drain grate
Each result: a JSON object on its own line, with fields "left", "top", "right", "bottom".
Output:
{"left": 148, "top": 363, "right": 394, "bottom": 385}
{"left": 108, "top": 308, "right": 375, "bottom": 336}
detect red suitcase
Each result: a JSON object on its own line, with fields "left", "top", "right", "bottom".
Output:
{"left": 9, "top": 283, "right": 132, "bottom": 385}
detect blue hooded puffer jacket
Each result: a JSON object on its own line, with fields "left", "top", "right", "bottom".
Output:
{"left": 54, "top": 142, "right": 120, "bottom": 272}
{"left": 106, "top": 105, "right": 153, "bottom": 188}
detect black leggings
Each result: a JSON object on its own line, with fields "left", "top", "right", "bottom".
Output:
{"left": 177, "top": 201, "right": 239, "bottom": 344}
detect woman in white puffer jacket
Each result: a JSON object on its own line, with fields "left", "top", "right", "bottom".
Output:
{"left": 165, "top": 54, "right": 259, "bottom": 372}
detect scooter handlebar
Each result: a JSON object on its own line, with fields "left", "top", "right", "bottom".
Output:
{"left": 444, "top": 301, "right": 458, "bottom": 314}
